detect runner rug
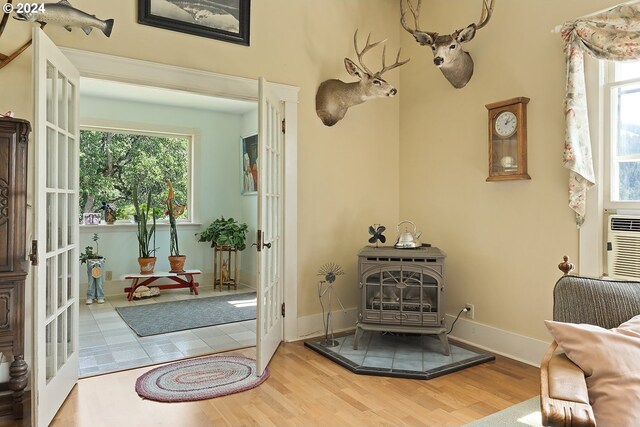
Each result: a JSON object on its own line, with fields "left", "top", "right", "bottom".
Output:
{"left": 115, "top": 292, "right": 256, "bottom": 337}
{"left": 136, "top": 355, "right": 269, "bottom": 402}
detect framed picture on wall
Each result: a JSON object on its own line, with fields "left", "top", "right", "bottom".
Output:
{"left": 241, "top": 134, "right": 258, "bottom": 195}
{"left": 137, "top": 0, "right": 251, "bottom": 46}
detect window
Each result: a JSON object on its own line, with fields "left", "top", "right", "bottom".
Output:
{"left": 605, "top": 60, "right": 640, "bottom": 208}
{"left": 79, "top": 127, "right": 192, "bottom": 223}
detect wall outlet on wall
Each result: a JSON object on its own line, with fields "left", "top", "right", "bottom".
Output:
{"left": 465, "top": 303, "right": 475, "bottom": 320}
{"left": 105, "top": 270, "right": 113, "bottom": 281}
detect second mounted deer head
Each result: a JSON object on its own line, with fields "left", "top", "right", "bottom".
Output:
{"left": 315, "top": 30, "right": 409, "bottom": 127}
{"left": 400, "top": 0, "right": 495, "bottom": 89}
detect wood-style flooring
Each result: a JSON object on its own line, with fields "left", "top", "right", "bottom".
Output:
{"left": 0, "top": 341, "right": 540, "bottom": 427}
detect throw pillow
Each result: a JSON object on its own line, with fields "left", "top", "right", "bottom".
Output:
{"left": 545, "top": 315, "right": 640, "bottom": 427}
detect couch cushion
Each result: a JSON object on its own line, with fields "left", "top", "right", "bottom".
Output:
{"left": 545, "top": 315, "right": 640, "bottom": 427}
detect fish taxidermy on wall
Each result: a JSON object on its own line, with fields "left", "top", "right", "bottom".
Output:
{"left": 315, "top": 30, "right": 409, "bottom": 127}
{"left": 13, "top": 0, "right": 114, "bottom": 37}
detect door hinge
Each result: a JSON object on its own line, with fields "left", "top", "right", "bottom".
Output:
{"left": 29, "top": 240, "right": 38, "bottom": 266}
{"left": 281, "top": 302, "right": 285, "bottom": 317}
{"left": 281, "top": 118, "right": 286, "bottom": 134}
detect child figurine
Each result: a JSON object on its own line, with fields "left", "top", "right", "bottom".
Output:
{"left": 80, "top": 233, "right": 106, "bottom": 304}
{"left": 86, "top": 258, "right": 105, "bottom": 304}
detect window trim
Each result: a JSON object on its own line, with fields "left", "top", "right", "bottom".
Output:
{"left": 79, "top": 119, "right": 198, "bottom": 225}
{"left": 603, "top": 62, "right": 640, "bottom": 210}
{"left": 580, "top": 58, "right": 640, "bottom": 277}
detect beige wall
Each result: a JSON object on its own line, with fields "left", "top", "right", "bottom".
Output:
{"left": 398, "top": 0, "right": 620, "bottom": 341}
{"left": 1, "top": 0, "right": 402, "bottom": 318}
{"left": 1, "top": 0, "right": 623, "bottom": 345}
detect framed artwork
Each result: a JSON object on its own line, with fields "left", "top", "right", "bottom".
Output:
{"left": 137, "top": 0, "right": 251, "bottom": 46}
{"left": 83, "top": 213, "right": 102, "bottom": 225}
{"left": 241, "top": 134, "right": 258, "bottom": 195}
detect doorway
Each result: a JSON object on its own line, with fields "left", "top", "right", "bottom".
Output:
{"left": 77, "top": 77, "right": 259, "bottom": 377}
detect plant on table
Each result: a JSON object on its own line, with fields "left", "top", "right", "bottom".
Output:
{"left": 166, "top": 179, "right": 187, "bottom": 272}
{"left": 133, "top": 182, "right": 157, "bottom": 274}
{"left": 196, "top": 216, "right": 249, "bottom": 250}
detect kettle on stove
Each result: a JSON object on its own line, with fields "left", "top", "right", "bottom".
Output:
{"left": 394, "top": 220, "right": 422, "bottom": 249}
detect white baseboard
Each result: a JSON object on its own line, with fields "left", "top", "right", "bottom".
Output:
{"left": 295, "top": 308, "right": 358, "bottom": 341}
{"left": 445, "top": 314, "right": 550, "bottom": 367}
{"left": 294, "top": 310, "right": 549, "bottom": 366}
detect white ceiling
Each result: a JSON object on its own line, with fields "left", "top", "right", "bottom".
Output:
{"left": 80, "top": 77, "right": 257, "bottom": 115}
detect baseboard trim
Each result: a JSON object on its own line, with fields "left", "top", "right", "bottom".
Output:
{"left": 445, "top": 314, "right": 550, "bottom": 367}
{"left": 294, "top": 310, "right": 549, "bottom": 366}
{"left": 295, "top": 308, "right": 358, "bottom": 341}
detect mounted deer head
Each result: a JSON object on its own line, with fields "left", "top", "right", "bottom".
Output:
{"left": 315, "top": 30, "right": 409, "bottom": 127}
{"left": 400, "top": 0, "right": 495, "bottom": 89}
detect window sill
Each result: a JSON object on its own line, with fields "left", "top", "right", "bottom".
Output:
{"left": 80, "top": 222, "right": 203, "bottom": 232}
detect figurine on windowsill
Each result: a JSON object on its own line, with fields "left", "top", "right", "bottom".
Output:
{"left": 100, "top": 202, "right": 116, "bottom": 224}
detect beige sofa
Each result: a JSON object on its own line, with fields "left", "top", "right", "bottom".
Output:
{"left": 540, "top": 275, "right": 640, "bottom": 427}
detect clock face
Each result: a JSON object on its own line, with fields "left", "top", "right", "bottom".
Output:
{"left": 494, "top": 111, "right": 517, "bottom": 137}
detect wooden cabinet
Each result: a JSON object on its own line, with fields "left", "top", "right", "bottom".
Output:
{"left": 0, "top": 117, "right": 30, "bottom": 419}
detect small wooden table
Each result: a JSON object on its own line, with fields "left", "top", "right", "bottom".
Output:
{"left": 122, "top": 270, "right": 201, "bottom": 301}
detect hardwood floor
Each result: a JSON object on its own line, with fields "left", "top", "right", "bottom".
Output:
{"left": 0, "top": 340, "right": 540, "bottom": 427}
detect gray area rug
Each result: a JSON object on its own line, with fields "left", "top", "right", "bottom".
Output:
{"left": 463, "top": 397, "right": 542, "bottom": 427}
{"left": 305, "top": 331, "right": 495, "bottom": 380}
{"left": 116, "top": 292, "right": 256, "bottom": 337}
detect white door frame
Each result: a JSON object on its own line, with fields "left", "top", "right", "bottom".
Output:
{"left": 60, "top": 48, "right": 299, "bottom": 341}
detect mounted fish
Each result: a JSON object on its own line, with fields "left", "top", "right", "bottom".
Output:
{"left": 13, "top": 0, "right": 114, "bottom": 37}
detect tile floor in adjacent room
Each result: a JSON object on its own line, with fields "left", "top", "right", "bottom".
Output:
{"left": 79, "top": 284, "right": 256, "bottom": 378}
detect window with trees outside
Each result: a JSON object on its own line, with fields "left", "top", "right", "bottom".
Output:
{"left": 605, "top": 60, "right": 640, "bottom": 208}
{"left": 79, "top": 128, "right": 191, "bottom": 224}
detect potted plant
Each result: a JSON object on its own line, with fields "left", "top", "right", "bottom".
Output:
{"left": 196, "top": 216, "right": 249, "bottom": 250}
{"left": 80, "top": 233, "right": 106, "bottom": 304}
{"left": 133, "top": 183, "right": 157, "bottom": 274}
{"left": 166, "top": 179, "right": 186, "bottom": 272}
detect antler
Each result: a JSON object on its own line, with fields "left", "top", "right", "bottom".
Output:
{"left": 475, "top": 0, "right": 495, "bottom": 30}
{"left": 353, "top": 30, "right": 384, "bottom": 76}
{"left": 400, "top": 0, "right": 436, "bottom": 37}
{"left": 378, "top": 45, "right": 410, "bottom": 76}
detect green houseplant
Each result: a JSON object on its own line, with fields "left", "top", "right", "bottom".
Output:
{"left": 196, "top": 216, "right": 249, "bottom": 250}
{"left": 166, "top": 179, "right": 186, "bottom": 272}
{"left": 79, "top": 233, "right": 103, "bottom": 264}
{"left": 133, "top": 183, "right": 157, "bottom": 274}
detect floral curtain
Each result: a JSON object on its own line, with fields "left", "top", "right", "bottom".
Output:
{"left": 561, "top": 1, "right": 640, "bottom": 226}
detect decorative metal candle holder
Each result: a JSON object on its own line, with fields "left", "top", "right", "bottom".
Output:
{"left": 317, "top": 262, "right": 346, "bottom": 347}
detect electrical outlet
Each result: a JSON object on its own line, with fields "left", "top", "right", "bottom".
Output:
{"left": 105, "top": 270, "right": 113, "bottom": 281}
{"left": 465, "top": 303, "right": 475, "bottom": 320}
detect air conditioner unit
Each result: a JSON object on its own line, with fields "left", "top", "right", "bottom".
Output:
{"left": 607, "top": 214, "right": 640, "bottom": 280}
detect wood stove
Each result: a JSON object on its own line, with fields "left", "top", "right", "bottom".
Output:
{"left": 354, "top": 246, "right": 450, "bottom": 355}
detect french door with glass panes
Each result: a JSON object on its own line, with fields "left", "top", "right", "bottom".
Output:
{"left": 256, "top": 77, "right": 285, "bottom": 375}
{"left": 33, "top": 28, "right": 80, "bottom": 427}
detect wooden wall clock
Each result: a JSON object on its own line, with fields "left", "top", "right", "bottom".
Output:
{"left": 485, "top": 97, "right": 530, "bottom": 181}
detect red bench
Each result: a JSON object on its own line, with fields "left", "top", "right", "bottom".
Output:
{"left": 122, "top": 270, "right": 201, "bottom": 301}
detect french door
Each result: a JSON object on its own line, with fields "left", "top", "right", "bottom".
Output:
{"left": 256, "top": 77, "right": 285, "bottom": 375}
{"left": 33, "top": 28, "right": 80, "bottom": 427}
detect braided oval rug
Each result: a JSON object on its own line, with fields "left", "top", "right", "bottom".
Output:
{"left": 135, "top": 355, "right": 269, "bottom": 402}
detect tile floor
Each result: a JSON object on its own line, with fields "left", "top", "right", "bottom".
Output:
{"left": 79, "top": 284, "right": 256, "bottom": 378}
{"left": 305, "top": 331, "right": 495, "bottom": 379}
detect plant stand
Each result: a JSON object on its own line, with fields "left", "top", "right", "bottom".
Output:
{"left": 213, "top": 245, "right": 238, "bottom": 291}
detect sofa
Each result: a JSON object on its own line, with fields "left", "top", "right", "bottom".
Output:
{"left": 540, "top": 274, "right": 640, "bottom": 427}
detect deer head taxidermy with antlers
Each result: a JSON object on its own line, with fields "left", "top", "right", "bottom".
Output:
{"left": 315, "top": 30, "right": 409, "bottom": 127}
{"left": 400, "top": 0, "right": 495, "bottom": 89}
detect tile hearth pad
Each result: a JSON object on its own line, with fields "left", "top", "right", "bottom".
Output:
{"left": 304, "top": 331, "right": 495, "bottom": 379}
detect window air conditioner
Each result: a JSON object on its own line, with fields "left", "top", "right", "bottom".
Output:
{"left": 607, "top": 214, "right": 640, "bottom": 280}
